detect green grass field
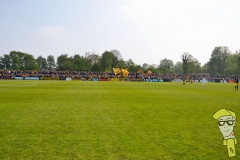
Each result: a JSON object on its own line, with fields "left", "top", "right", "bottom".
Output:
{"left": 0, "top": 80, "right": 239, "bottom": 160}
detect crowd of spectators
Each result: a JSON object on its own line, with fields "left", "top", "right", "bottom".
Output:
{"left": 0, "top": 70, "right": 239, "bottom": 81}
{"left": 0, "top": 70, "right": 113, "bottom": 80}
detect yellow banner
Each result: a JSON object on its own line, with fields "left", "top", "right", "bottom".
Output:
{"left": 112, "top": 68, "right": 121, "bottom": 75}
{"left": 121, "top": 69, "right": 129, "bottom": 77}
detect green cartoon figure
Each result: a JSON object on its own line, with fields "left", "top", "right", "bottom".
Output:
{"left": 213, "top": 109, "right": 237, "bottom": 157}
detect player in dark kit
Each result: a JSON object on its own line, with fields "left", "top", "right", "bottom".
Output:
{"left": 235, "top": 76, "right": 239, "bottom": 91}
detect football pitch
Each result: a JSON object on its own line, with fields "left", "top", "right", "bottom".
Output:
{"left": 0, "top": 80, "right": 239, "bottom": 159}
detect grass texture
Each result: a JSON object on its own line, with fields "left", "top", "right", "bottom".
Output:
{"left": 0, "top": 80, "right": 239, "bottom": 160}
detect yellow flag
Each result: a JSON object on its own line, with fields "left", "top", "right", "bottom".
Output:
{"left": 148, "top": 70, "right": 152, "bottom": 74}
{"left": 121, "top": 69, "right": 129, "bottom": 77}
{"left": 112, "top": 68, "right": 121, "bottom": 75}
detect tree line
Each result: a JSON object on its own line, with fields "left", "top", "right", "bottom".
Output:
{"left": 0, "top": 47, "right": 240, "bottom": 75}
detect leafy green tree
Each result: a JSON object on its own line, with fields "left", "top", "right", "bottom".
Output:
{"left": 57, "top": 54, "right": 75, "bottom": 71}
{"left": 23, "top": 54, "right": 38, "bottom": 70}
{"left": 159, "top": 58, "right": 174, "bottom": 74}
{"left": 91, "top": 63, "right": 101, "bottom": 72}
{"left": 208, "top": 46, "right": 230, "bottom": 74}
{"left": 174, "top": 62, "right": 182, "bottom": 74}
{"left": 100, "top": 51, "right": 113, "bottom": 72}
{"left": 73, "top": 54, "right": 85, "bottom": 71}
{"left": 201, "top": 63, "right": 208, "bottom": 73}
{"left": 181, "top": 52, "right": 199, "bottom": 74}
{"left": 125, "top": 59, "right": 136, "bottom": 72}
{"left": 235, "top": 50, "right": 240, "bottom": 74}
{"left": 86, "top": 52, "right": 99, "bottom": 65}
{"left": 57, "top": 54, "right": 68, "bottom": 71}
{"left": 9, "top": 51, "right": 24, "bottom": 70}
{"left": 135, "top": 64, "right": 142, "bottom": 71}
{"left": 223, "top": 53, "right": 238, "bottom": 75}
{"left": 182, "top": 52, "right": 190, "bottom": 74}
{"left": 47, "top": 55, "right": 56, "bottom": 70}
{"left": 3, "top": 51, "right": 38, "bottom": 70}
{"left": 63, "top": 60, "right": 75, "bottom": 71}
{"left": 0, "top": 56, "right": 5, "bottom": 69}
{"left": 2, "top": 54, "right": 11, "bottom": 69}
{"left": 115, "top": 60, "right": 127, "bottom": 69}
{"left": 111, "top": 50, "right": 122, "bottom": 67}
{"left": 142, "top": 63, "right": 149, "bottom": 71}
{"left": 148, "top": 64, "right": 159, "bottom": 73}
{"left": 188, "top": 58, "right": 201, "bottom": 74}
{"left": 36, "top": 56, "right": 47, "bottom": 70}
{"left": 194, "top": 61, "right": 202, "bottom": 73}
{"left": 84, "top": 52, "right": 100, "bottom": 71}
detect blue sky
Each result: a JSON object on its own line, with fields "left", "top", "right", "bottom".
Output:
{"left": 0, "top": 0, "right": 240, "bottom": 66}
